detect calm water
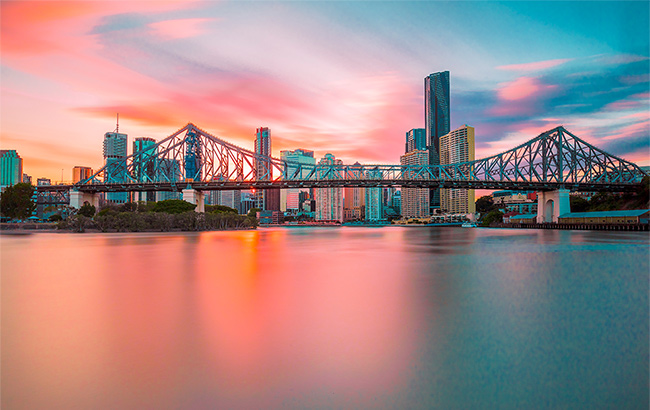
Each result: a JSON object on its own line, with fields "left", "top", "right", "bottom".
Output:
{"left": 2, "top": 227, "right": 648, "bottom": 409}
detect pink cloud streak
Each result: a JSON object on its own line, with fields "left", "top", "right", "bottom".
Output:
{"left": 497, "top": 58, "right": 571, "bottom": 72}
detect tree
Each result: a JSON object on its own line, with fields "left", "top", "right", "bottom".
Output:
{"left": 48, "top": 214, "right": 63, "bottom": 222}
{"left": 481, "top": 209, "right": 504, "bottom": 226}
{"left": 475, "top": 195, "right": 496, "bottom": 214}
{"left": 78, "top": 203, "right": 96, "bottom": 218}
{"left": 247, "top": 207, "right": 261, "bottom": 218}
{"left": 570, "top": 196, "right": 590, "bottom": 213}
{"left": 0, "top": 183, "right": 35, "bottom": 219}
{"left": 120, "top": 202, "right": 138, "bottom": 212}
{"left": 152, "top": 199, "right": 196, "bottom": 214}
{"left": 206, "top": 204, "right": 238, "bottom": 214}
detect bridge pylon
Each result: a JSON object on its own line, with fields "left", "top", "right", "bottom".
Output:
{"left": 537, "top": 189, "right": 570, "bottom": 223}
{"left": 182, "top": 188, "right": 205, "bottom": 212}
{"left": 69, "top": 190, "right": 99, "bottom": 210}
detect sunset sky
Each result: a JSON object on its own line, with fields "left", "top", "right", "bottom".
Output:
{"left": 1, "top": 1, "right": 649, "bottom": 182}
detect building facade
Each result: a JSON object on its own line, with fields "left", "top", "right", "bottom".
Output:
{"left": 424, "top": 71, "right": 450, "bottom": 212}
{"left": 315, "top": 153, "right": 343, "bottom": 222}
{"left": 72, "top": 166, "right": 93, "bottom": 183}
{"left": 280, "top": 149, "right": 315, "bottom": 213}
{"left": 103, "top": 131, "right": 128, "bottom": 203}
{"left": 406, "top": 128, "right": 426, "bottom": 153}
{"left": 0, "top": 150, "right": 23, "bottom": 188}
{"left": 400, "top": 149, "right": 430, "bottom": 218}
{"left": 365, "top": 169, "right": 384, "bottom": 221}
{"left": 133, "top": 137, "right": 157, "bottom": 202}
{"left": 343, "top": 162, "right": 365, "bottom": 221}
{"left": 439, "top": 125, "right": 475, "bottom": 214}
{"left": 254, "top": 127, "right": 280, "bottom": 211}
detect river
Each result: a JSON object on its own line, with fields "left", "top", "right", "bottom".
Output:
{"left": 2, "top": 227, "right": 648, "bottom": 408}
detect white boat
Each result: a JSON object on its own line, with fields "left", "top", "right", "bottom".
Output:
{"left": 461, "top": 222, "right": 477, "bottom": 228}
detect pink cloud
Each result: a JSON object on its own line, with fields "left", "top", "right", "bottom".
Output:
{"left": 497, "top": 58, "right": 571, "bottom": 72}
{"left": 148, "top": 18, "right": 218, "bottom": 40}
{"left": 496, "top": 76, "right": 555, "bottom": 101}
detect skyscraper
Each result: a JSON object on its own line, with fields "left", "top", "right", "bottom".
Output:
{"left": 280, "top": 149, "right": 315, "bottom": 212}
{"left": 254, "top": 127, "right": 280, "bottom": 211}
{"left": 133, "top": 137, "right": 157, "bottom": 202}
{"left": 365, "top": 169, "right": 384, "bottom": 221}
{"left": 400, "top": 149, "right": 430, "bottom": 218}
{"left": 343, "top": 162, "right": 365, "bottom": 221}
{"left": 315, "top": 153, "right": 343, "bottom": 222}
{"left": 439, "top": 125, "right": 475, "bottom": 214}
{"left": 0, "top": 150, "right": 23, "bottom": 188}
{"left": 406, "top": 128, "right": 426, "bottom": 153}
{"left": 72, "top": 166, "right": 93, "bottom": 183}
{"left": 425, "top": 71, "right": 450, "bottom": 212}
{"left": 103, "top": 131, "right": 128, "bottom": 203}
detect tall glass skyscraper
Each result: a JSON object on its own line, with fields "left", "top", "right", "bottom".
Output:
{"left": 133, "top": 137, "right": 157, "bottom": 202}
{"left": 254, "top": 127, "right": 279, "bottom": 211}
{"left": 280, "top": 148, "right": 315, "bottom": 212}
{"left": 103, "top": 131, "right": 128, "bottom": 203}
{"left": 406, "top": 128, "right": 426, "bottom": 153}
{"left": 425, "top": 71, "right": 450, "bottom": 211}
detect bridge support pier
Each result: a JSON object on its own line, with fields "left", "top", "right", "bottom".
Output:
{"left": 536, "top": 189, "right": 570, "bottom": 223}
{"left": 69, "top": 190, "right": 99, "bottom": 210}
{"left": 182, "top": 189, "right": 205, "bottom": 212}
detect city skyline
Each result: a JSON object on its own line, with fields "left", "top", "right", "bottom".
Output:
{"left": 1, "top": 1, "right": 648, "bottom": 181}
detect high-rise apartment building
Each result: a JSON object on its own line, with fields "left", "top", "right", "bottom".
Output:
{"left": 315, "top": 153, "right": 343, "bottom": 222}
{"left": 425, "top": 71, "right": 450, "bottom": 212}
{"left": 439, "top": 125, "right": 476, "bottom": 214}
{"left": 72, "top": 166, "right": 93, "bottom": 183}
{"left": 280, "top": 149, "right": 315, "bottom": 212}
{"left": 0, "top": 150, "right": 23, "bottom": 188}
{"left": 343, "top": 162, "right": 365, "bottom": 221}
{"left": 406, "top": 128, "right": 426, "bottom": 153}
{"left": 400, "top": 149, "right": 430, "bottom": 218}
{"left": 254, "top": 127, "right": 280, "bottom": 211}
{"left": 133, "top": 137, "right": 157, "bottom": 202}
{"left": 103, "top": 131, "right": 128, "bottom": 203}
{"left": 365, "top": 169, "right": 384, "bottom": 221}
{"left": 22, "top": 174, "right": 32, "bottom": 185}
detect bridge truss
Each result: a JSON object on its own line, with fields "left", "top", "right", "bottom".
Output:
{"left": 37, "top": 124, "right": 647, "bottom": 200}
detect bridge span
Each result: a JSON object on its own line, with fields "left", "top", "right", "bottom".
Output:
{"left": 36, "top": 123, "right": 647, "bottom": 223}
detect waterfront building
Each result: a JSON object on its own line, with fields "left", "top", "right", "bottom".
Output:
{"left": 0, "top": 150, "right": 23, "bottom": 188}
{"left": 365, "top": 169, "right": 384, "bottom": 221}
{"left": 343, "top": 162, "right": 365, "bottom": 221}
{"left": 280, "top": 149, "right": 315, "bottom": 212}
{"left": 425, "top": 71, "right": 450, "bottom": 212}
{"left": 492, "top": 190, "right": 537, "bottom": 214}
{"left": 133, "top": 137, "right": 157, "bottom": 202}
{"left": 240, "top": 191, "right": 256, "bottom": 215}
{"left": 254, "top": 127, "right": 280, "bottom": 211}
{"left": 22, "top": 174, "right": 32, "bottom": 185}
{"left": 558, "top": 209, "right": 650, "bottom": 225}
{"left": 406, "top": 128, "right": 426, "bottom": 153}
{"left": 103, "top": 131, "right": 128, "bottom": 203}
{"left": 72, "top": 166, "right": 93, "bottom": 183}
{"left": 400, "top": 149, "right": 430, "bottom": 218}
{"left": 439, "top": 125, "right": 475, "bottom": 214}
{"left": 315, "top": 153, "right": 343, "bottom": 222}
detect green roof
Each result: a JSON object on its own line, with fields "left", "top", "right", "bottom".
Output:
{"left": 559, "top": 209, "right": 650, "bottom": 218}
{"left": 509, "top": 214, "right": 537, "bottom": 220}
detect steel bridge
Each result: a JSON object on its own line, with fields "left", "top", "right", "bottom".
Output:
{"left": 36, "top": 123, "right": 647, "bottom": 206}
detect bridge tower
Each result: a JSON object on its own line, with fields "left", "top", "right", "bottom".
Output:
{"left": 536, "top": 189, "right": 570, "bottom": 223}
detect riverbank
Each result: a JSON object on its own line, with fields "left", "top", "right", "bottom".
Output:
{"left": 491, "top": 222, "right": 649, "bottom": 231}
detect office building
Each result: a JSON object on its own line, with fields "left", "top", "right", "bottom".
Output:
{"left": 280, "top": 149, "right": 315, "bottom": 212}
{"left": 425, "top": 71, "right": 450, "bottom": 212}
{"left": 406, "top": 128, "right": 426, "bottom": 153}
{"left": 343, "top": 162, "right": 365, "bottom": 221}
{"left": 23, "top": 174, "right": 32, "bottom": 185}
{"left": 37, "top": 178, "right": 51, "bottom": 186}
{"left": 315, "top": 153, "right": 343, "bottom": 222}
{"left": 400, "top": 149, "right": 430, "bottom": 218}
{"left": 365, "top": 169, "right": 384, "bottom": 221}
{"left": 254, "top": 127, "right": 280, "bottom": 211}
{"left": 439, "top": 125, "right": 475, "bottom": 214}
{"left": 0, "top": 150, "right": 23, "bottom": 187}
{"left": 103, "top": 131, "right": 128, "bottom": 203}
{"left": 210, "top": 189, "right": 242, "bottom": 213}
{"left": 72, "top": 166, "right": 93, "bottom": 183}
{"left": 133, "top": 137, "right": 157, "bottom": 202}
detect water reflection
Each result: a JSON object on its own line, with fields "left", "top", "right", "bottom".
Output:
{"left": 2, "top": 228, "right": 648, "bottom": 408}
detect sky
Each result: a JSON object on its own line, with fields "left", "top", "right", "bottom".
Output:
{"left": 1, "top": 0, "right": 649, "bottom": 182}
